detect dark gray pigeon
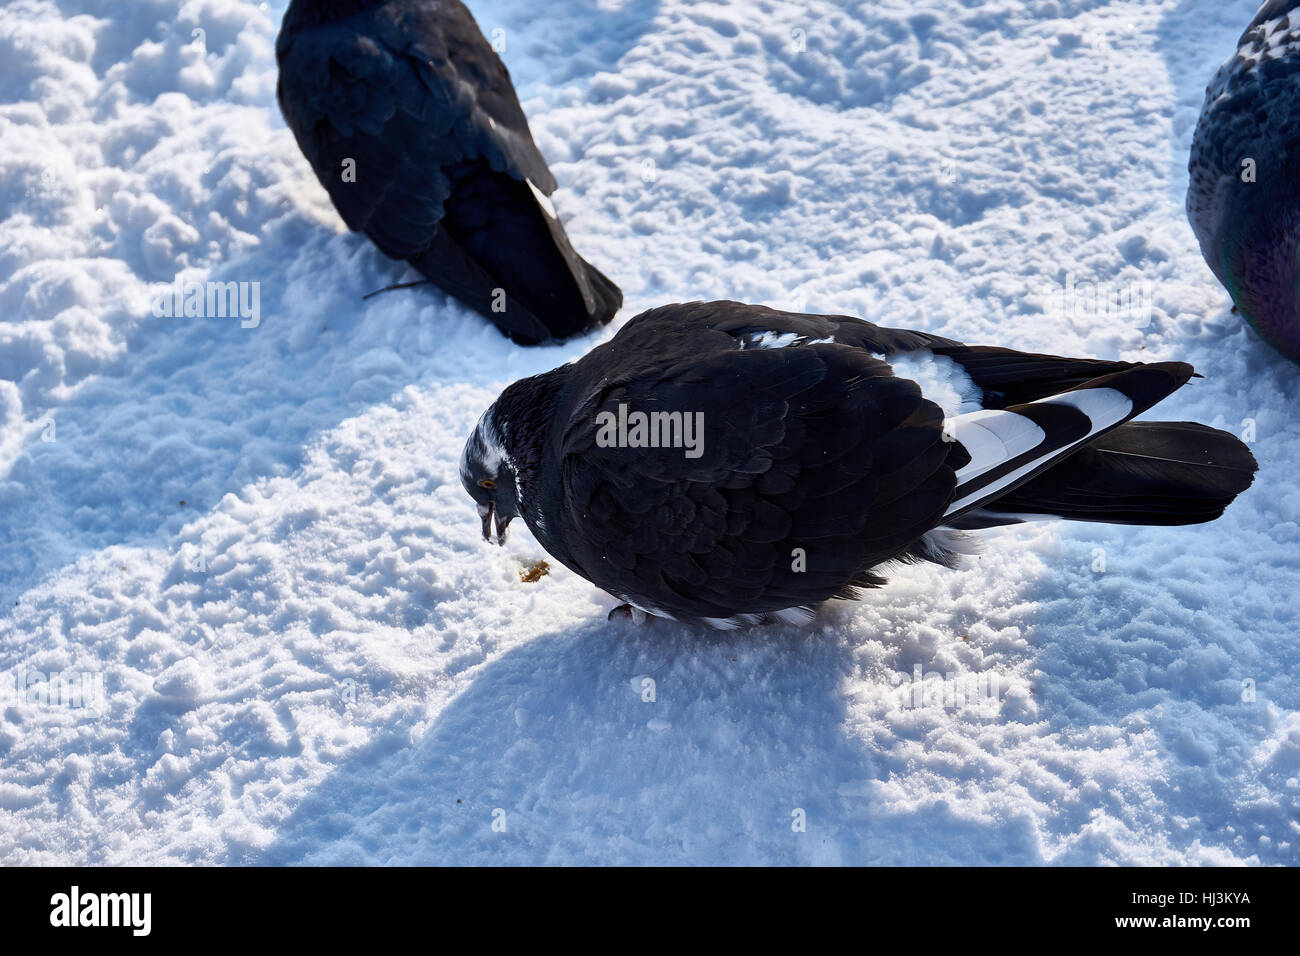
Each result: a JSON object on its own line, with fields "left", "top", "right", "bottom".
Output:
{"left": 460, "top": 302, "right": 1257, "bottom": 629}
{"left": 276, "top": 0, "right": 621, "bottom": 344}
{"left": 1188, "top": 0, "right": 1300, "bottom": 362}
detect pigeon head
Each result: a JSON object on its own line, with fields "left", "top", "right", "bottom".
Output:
{"left": 459, "top": 367, "right": 572, "bottom": 547}
{"left": 460, "top": 406, "right": 520, "bottom": 546}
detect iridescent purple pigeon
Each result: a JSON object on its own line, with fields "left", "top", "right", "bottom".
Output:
{"left": 1188, "top": 0, "right": 1300, "bottom": 362}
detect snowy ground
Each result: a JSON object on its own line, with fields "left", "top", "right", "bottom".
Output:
{"left": 1, "top": 0, "right": 1297, "bottom": 865}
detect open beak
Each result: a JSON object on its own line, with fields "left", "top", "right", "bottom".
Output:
{"left": 494, "top": 511, "right": 514, "bottom": 545}
{"left": 478, "top": 503, "right": 514, "bottom": 546}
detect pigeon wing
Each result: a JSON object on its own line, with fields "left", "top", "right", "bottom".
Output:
{"left": 552, "top": 344, "right": 957, "bottom": 620}
{"left": 275, "top": 0, "right": 554, "bottom": 260}
{"left": 618, "top": 301, "right": 1142, "bottom": 408}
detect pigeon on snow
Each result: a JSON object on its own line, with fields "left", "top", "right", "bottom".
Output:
{"left": 460, "top": 302, "right": 1258, "bottom": 629}
{"left": 276, "top": 0, "right": 621, "bottom": 344}
{"left": 1188, "top": 0, "right": 1300, "bottom": 362}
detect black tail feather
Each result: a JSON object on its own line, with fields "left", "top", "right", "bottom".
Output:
{"left": 944, "top": 361, "right": 1195, "bottom": 521}
{"left": 929, "top": 344, "right": 1142, "bottom": 408}
{"left": 969, "top": 421, "right": 1258, "bottom": 526}
{"left": 415, "top": 160, "right": 621, "bottom": 344}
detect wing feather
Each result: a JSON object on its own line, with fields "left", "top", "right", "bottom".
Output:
{"left": 548, "top": 342, "right": 957, "bottom": 619}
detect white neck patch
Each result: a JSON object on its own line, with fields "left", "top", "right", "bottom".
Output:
{"left": 462, "top": 406, "right": 512, "bottom": 481}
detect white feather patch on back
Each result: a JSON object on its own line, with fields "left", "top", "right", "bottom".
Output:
{"left": 738, "top": 330, "right": 835, "bottom": 350}
{"left": 885, "top": 351, "right": 983, "bottom": 416}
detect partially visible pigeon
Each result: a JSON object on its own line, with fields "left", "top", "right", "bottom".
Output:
{"left": 460, "top": 302, "right": 1258, "bottom": 629}
{"left": 1188, "top": 0, "right": 1300, "bottom": 362}
{"left": 276, "top": 0, "right": 622, "bottom": 344}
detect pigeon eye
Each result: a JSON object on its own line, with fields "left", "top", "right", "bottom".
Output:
{"left": 479, "top": 479, "right": 496, "bottom": 490}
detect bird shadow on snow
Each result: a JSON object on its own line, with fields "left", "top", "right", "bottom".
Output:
{"left": 9, "top": 0, "right": 1283, "bottom": 865}
{"left": 246, "top": 0, "right": 1300, "bottom": 866}
{"left": 0, "top": 0, "right": 658, "bottom": 608}
{"left": 0, "top": 219, "right": 498, "bottom": 605}
{"left": 1154, "top": 0, "right": 1259, "bottom": 207}
{"left": 256, "top": 601, "right": 1047, "bottom": 866}
{"left": 258, "top": 524, "right": 1295, "bottom": 865}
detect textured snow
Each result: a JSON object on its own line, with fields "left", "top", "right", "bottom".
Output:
{"left": 1, "top": 0, "right": 1297, "bottom": 865}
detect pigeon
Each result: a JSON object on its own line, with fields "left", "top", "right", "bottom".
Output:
{"left": 1188, "top": 0, "right": 1300, "bottom": 363}
{"left": 460, "top": 302, "right": 1258, "bottom": 629}
{"left": 276, "top": 0, "right": 622, "bottom": 344}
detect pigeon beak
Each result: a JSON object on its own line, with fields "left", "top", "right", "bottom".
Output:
{"left": 478, "top": 503, "right": 514, "bottom": 545}
{"left": 493, "top": 511, "right": 514, "bottom": 546}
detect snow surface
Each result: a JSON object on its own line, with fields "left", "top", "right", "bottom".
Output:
{"left": 1, "top": 0, "right": 1298, "bottom": 865}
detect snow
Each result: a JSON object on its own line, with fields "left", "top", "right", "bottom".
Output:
{"left": 1, "top": 0, "right": 1297, "bottom": 865}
